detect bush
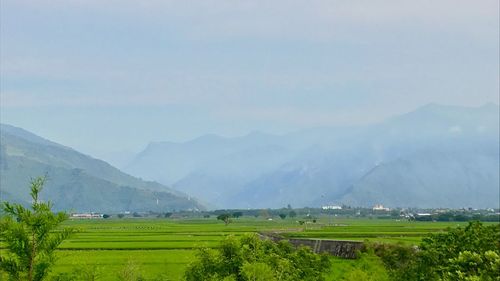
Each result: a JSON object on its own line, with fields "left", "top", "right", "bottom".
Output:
{"left": 412, "top": 221, "right": 500, "bottom": 281}
{"left": 371, "top": 221, "right": 500, "bottom": 281}
{"left": 341, "top": 253, "right": 390, "bottom": 281}
{"left": 184, "top": 234, "right": 330, "bottom": 281}
{"left": 367, "top": 242, "right": 416, "bottom": 280}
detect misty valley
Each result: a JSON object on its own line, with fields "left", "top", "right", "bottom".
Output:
{"left": 2, "top": 1, "right": 499, "bottom": 279}
{"left": 1, "top": 104, "right": 499, "bottom": 281}
{"left": 2, "top": 104, "right": 498, "bottom": 212}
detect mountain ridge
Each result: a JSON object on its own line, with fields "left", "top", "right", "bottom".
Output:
{"left": 125, "top": 103, "right": 499, "bottom": 209}
{"left": 0, "top": 124, "right": 204, "bottom": 212}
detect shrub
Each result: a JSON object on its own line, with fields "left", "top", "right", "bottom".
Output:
{"left": 371, "top": 221, "right": 500, "bottom": 281}
{"left": 184, "top": 234, "right": 330, "bottom": 281}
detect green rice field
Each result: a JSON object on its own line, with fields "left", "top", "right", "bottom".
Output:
{"left": 35, "top": 217, "right": 482, "bottom": 280}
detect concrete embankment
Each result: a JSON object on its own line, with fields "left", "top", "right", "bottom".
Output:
{"left": 259, "top": 232, "right": 364, "bottom": 259}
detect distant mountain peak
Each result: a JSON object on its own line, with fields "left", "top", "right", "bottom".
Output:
{"left": 189, "top": 133, "right": 226, "bottom": 143}
{"left": 125, "top": 103, "right": 499, "bottom": 209}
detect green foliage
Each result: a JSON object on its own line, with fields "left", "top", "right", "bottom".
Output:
{"left": 232, "top": 212, "right": 243, "bottom": 219}
{"left": 368, "top": 242, "right": 416, "bottom": 280}
{"left": 372, "top": 221, "right": 500, "bottom": 281}
{"left": 241, "top": 262, "right": 275, "bottom": 281}
{"left": 341, "top": 252, "right": 390, "bottom": 281}
{"left": 184, "top": 234, "right": 330, "bottom": 281}
{"left": 0, "top": 177, "right": 75, "bottom": 281}
{"left": 217, "top": 213, "right": 232, "bottom": 225}
{"left": 444, "top": 250, "right": 500, "bottom": 281}
{"left": 414, "top": 221, "right": 499, "bottom": 281}
{"left": 279, "top": 214, "right": 287, "bottom": 220}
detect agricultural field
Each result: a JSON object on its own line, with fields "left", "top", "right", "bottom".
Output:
{"left": 42, "top": 217, "right": 481, "bottom": 280}
{"left": 281, "top": 218, "right": 473, "bottom": 244}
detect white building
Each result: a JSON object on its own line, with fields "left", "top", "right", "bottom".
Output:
{"left": 322, "top": 205, "right": 342, "bottom": 210}
{"left": 372, "top": 204, "right": 390, "bottom": 211}
{"left": 70, "top": 213, "right": 104, "bottom": 219}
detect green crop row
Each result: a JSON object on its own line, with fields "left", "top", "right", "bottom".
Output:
{"left": 29, "top": 217, "right": 490, "bottom": 280}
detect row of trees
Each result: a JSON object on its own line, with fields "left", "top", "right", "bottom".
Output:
{"left": 216, "top": 211, "right": 295, "bottom": 226}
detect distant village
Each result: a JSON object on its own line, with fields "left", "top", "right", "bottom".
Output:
{"left": 70, "top": 204, "right": 500, "bottom": 222}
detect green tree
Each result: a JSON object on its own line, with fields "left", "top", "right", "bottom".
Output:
{"left": 413, "top": 221, "right": 499, "bottom": 281}
{"left": 258, "top": 209, "right": 270, "bottom": 219}
{"left": 241, "top": 262, "right": 276, "bottom": 281}
{"left": 217, "top": 213, "right": 232, "bottom": 226}
{"left": 278, "top": 214, "right": 287, "bottom": 220}
{"left": 0, "top": 177, "right": 75, "bottom": 281}
{"left": 232, "top": 212, "right": 243, "bottom": 219}
{"left": 373, "top": 221, "right": 500, "bottom": 281}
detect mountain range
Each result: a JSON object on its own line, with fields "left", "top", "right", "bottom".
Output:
{"left": 1, "top": 103, "right": 498, "bottom": 211}
{"left": 0, "top": 124, "right": 204, "bottom": 213}
{"left": 124, "top": 103, "right": 500, "bottom": 209}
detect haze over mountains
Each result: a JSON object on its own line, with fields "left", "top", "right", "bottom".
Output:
{"left": 0, "top": 124, "right": 204, "bottom": 213}
{"left": 125, "top": 103, "right": 500, "bottom": 209}
{"left": 0, "top": 104, "right": 498, "bottom": 211}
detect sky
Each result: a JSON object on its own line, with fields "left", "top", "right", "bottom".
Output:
{"left": 1, "top": 0, "right": 499, "bottom": 164}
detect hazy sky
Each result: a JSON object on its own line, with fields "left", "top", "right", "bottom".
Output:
{"left": 1, "top": 0, "right": 498, "bottom": 161}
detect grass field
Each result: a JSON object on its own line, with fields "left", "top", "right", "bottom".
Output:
{"left": 34, "top": 217, "right": 482, "bottom": 280}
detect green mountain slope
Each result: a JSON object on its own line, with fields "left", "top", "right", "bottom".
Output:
{"left": 0, "top": 124, "right": 203, "bottom": 212}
